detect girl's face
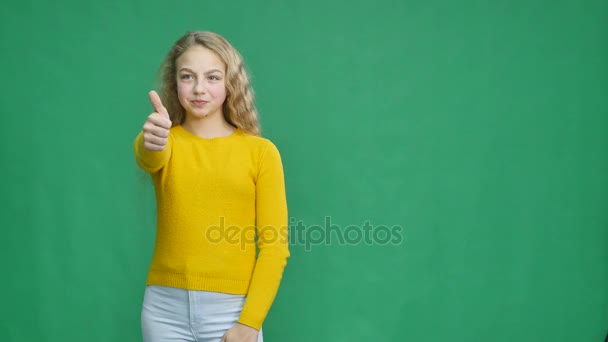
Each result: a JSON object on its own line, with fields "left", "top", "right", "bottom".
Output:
{"left": 176, "top": 45, "right": 228, "bottom": 120}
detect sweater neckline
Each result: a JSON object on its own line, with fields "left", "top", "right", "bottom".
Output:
{"left": 176, "top": 125, "right": 241, "bottom": 143}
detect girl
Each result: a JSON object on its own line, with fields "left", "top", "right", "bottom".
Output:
{"left": 134, "top": 31, "right": 290, "bottom": 342}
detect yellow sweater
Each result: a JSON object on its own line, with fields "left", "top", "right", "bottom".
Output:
{"left": 133, "top": 125, "right": 290, "bottom": 330}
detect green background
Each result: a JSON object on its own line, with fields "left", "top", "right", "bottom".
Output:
{"left": 1, "top": 0, "right": 607, "bottom": 341}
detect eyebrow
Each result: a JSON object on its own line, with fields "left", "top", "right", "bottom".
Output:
{"left": 178, "top": 67, "right": 224, "bottom": 75}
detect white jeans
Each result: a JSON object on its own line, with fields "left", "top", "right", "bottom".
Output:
{"left": 141, "top": 285, "right": 264, "bottom": 342}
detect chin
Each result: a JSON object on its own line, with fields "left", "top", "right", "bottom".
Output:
{"left": 189, "top": 113, "right": 210, "bottom": 119}
{"left": 187, "top": 109, "right": 217, "bottom": 119}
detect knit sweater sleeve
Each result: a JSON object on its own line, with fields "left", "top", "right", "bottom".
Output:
{"left": 133, "top": 130, "right": 173, "bottom": 173}
{"left": 237, "top": 140, "right": 291, "bottom": 330}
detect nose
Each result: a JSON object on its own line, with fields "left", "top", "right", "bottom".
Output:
{"left": 193, "top": 80, "right": 206, "bottom": 94}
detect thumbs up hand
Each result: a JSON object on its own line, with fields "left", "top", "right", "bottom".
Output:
{"left": 143, "top": 90, "right": 172, "bottom": 151}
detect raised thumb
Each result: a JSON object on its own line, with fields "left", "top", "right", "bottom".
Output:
{"left": 148, "top": 90, "right": 170, "bottom": 118}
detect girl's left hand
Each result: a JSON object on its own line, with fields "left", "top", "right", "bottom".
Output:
{"left": 220, "top": 323, "right": 259, "bottom": 342}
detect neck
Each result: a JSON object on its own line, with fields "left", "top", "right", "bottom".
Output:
{"left": 182, "top": 111, "right": 236, "bottom": 139}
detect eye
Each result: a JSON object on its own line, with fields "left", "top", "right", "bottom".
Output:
{"left": 180, "top": 74, "right": 193, "bottom": 80}
{"left": 209, "top": 75, "right": 220, "bottom": 81}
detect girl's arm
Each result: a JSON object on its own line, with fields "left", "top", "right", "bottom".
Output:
{"left": 238, "top": 140, "right": 291, "bottom": 330}
{"left": 133, "top": 131, "right": 173, "bottom": 173}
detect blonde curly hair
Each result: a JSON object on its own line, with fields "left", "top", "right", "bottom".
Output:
{"left": 158, "top": 31, "right": 261, "bottom": 136}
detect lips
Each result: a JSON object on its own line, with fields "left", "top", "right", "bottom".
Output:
{"left": 191, "top": 100, "right": 209, "bottom": 106}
